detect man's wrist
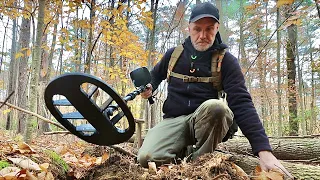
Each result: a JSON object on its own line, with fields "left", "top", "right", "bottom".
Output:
{"left": 258, "top": 150, "right": 272, "bottom": 157}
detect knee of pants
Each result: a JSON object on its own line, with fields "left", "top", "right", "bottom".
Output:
{"left": 137, "top": 151, "right": 151, "bottom": 168}
{"left": 202, "top": 99, "right": 228, "bottom": 119}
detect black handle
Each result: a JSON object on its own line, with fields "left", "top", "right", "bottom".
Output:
{"left": 148, "top": 97, "right": 154, "bottom": 104}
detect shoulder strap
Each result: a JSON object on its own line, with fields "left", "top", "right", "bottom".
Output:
{"left": 211, "top": 49, "right": 226, "bottom": 92}
{"left": 167, "top": 45, "right": 184, "bottom": 81}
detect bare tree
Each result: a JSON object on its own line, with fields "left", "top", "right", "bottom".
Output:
{"left": 285, "top": 4, "right": 298, "bottom": 136}
{"left": 25, "top": 0, "right": 46, "bottom": 142}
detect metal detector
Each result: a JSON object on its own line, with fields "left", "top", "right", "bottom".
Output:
{"left": 44, "top": 67, "right": 153, "bottom": 145}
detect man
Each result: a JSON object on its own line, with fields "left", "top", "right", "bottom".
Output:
{"left": 138, "top": 2, "right": 292, "bottom": 178}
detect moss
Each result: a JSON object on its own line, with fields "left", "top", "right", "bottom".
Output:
{"left": 44, "top": 150, "right": 69, "bottom": 173}
{"left": 0, "top": 160, "right": 10, "bottom": 170}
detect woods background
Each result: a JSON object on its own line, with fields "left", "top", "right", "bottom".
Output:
{"left": 0, "top": 0, "right": 319, "bottom": 143}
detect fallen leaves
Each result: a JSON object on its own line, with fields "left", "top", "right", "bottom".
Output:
{"left": 8, "top": 158, "right": 41, "bottom": 171}
{"left": 253, "top": 166, "right": 284, "bottom": 180}
{"left": 0, "top": 166, "right": 54, "bottom": 180}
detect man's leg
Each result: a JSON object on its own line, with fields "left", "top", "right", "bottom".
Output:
{"left": 190, "top": 99, "right": 234, "bottom": 159}
{"left": 137, "top": 115, "right": 191, "bottom": 168}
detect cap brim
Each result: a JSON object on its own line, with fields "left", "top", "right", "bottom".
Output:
{"left": 189, "top": 14, "right": 219, "bottom": 23}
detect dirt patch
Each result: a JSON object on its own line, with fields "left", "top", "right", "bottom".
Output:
{"left": 82, "top": 152, "right": 248, "bottom": 180}
{"left": 84, "top": 154, "right": 144, "bottom": 180}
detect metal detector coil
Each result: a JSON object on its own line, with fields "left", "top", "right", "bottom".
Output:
{"left": 44, "top": 73, "right": 135, "bottom": 145}
{"left": 45, "top": 67, "right": 153, "bottom": 146}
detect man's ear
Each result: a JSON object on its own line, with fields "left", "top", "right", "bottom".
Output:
{"left": 216, "top": 23, "right": 220, "bottom": 30}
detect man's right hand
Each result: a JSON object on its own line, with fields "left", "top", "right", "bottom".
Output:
{"left": 141, "top": 83, "right": 153, "bottom": 99}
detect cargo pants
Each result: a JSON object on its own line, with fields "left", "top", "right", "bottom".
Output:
{"left": 137, "top": 99, "right": 234, "bottom": 168}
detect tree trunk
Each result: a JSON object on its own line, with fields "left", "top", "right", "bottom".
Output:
{"left": 84, "top": 0, "right": 96, "bottom": 74}
{"left": 215, "top": 0, "right": 228, "bottom": 44}
{"left": 221, "top": 138, "right": 320, "bottom": 160}
{"left": 0, "top": 17, "right": 9, "bottom": 73}
{"left": 25, "top": 0, "right": 45, "bottom": 143}
{"left": 285, "top": 4, "right": 298, "bottom": 136}
{"left": 17, "top": 5, "right": 32, "bottom": 134}
{"left": 145, "top": 0, "right": 159, "bottom": 128}
{"left": 6, "top": 17, "right": 18, "bottom": 130}
{"left": 297, "top": 42, "right": 306, "bottom": 135}
{"left": 276, "top": 6, "right": 283, "bottom": 137}
{"left": 38, "top": 33, "right": 50, "bottom": 134}
{"left": 307, "top": 19, "right": 316, "bottom": 134}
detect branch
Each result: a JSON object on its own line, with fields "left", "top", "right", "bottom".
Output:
{"left": 0, "top": 91, "right": 14, "bottom": 109}
{"left": 109, "top": 145, "right": 137, "bottom": 158}
{"left": 43, "top": 131, "right": 70, "bottom": 135}
{"left": 0, "top": 101, "right": 67, "bottom": 130}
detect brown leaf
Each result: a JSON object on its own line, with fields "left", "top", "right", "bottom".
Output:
{"left": 231, "top": 163, "right": 249, "bottom": 179}
{"left": 101, "top": 151, "right": 109, "bottom": 163}
{"left": 62, "top": 152, "right": 78, "bottom": 164}
{"left": 8, "top": 157, "right": 41, "bottom": 171}
{"left": 18, "top": 142, "right": 36, "bottom": 154}
{"left": 26, "top": 170, "right": 37, "bottom": 180}
{"left": 39, "top": 163, "right": 50, "bottom": 172}
{"left": 0, "top": 167, "right": 20, "bottom": 177}
{"left": 265, "top": 169, "right": 284, "bottom": 180}
{"left": 38, "top": 171, "right": 54, "bottom": 180}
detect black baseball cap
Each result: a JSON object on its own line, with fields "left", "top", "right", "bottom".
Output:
{"left": 189, "top": 2, "right": 219, "bottom": 23}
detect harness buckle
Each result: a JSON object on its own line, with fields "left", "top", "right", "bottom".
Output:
{"left": 183, "top": 76, "right": 198, "bottom": 82}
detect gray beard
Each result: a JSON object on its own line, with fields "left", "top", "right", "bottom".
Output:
{"left": 191, "top": 40, "right": 214, "bottom": 52}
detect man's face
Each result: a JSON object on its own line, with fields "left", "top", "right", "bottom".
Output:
{"left": 188, "top": 17, "right": 219, "bottom": 52}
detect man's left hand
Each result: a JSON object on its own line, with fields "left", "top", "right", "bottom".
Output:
{"left": 258, "top": 151, "right": 294, "bottom": 179}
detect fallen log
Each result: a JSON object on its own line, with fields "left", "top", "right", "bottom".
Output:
{"left": 221, "top": 137, "right": 320, "bottom": 161}
{"left": 229, "top": 152, "right": 320, "bottom": 180}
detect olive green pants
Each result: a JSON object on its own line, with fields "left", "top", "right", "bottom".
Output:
{"left": 137, "top": 99, "right": 234, "bottom": 168}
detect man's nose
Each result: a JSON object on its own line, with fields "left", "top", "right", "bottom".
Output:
{"left": 199, "top": 30, "right": 206, "bottom": 39}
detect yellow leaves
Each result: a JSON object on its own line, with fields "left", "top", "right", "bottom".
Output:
{"left": 139, "top": 11, "right": 154, "bottom": 30}
{"left": 77, "top": 19, "right": 91, "bottom": 29}
{"left": 15, "top": 48, "right": 31, "bottom": 59}
{"left": 2, "top": 109, "right": 11, "bottom": 115}
{"left": 276, "top": 0, "right": 294, "bottom": 8}
{"left": 15, "top": 52, "right": 24, "bottom": 59}
{"left": 26, "top": 49, "right": 32, "bottom": 56}
{"left": 253, "top": 166, "right": 284, "bottom": 180}
{"left": 245, "top": 4, "right": 260, "bottom": 11}
{"left": 59, "top": 28, "right": 70, "bottom": 45}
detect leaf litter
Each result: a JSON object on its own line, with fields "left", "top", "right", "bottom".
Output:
{"left": 0, "top": 131, "right": 285, "bottom": 179}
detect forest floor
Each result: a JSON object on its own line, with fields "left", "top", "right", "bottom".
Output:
{"left": 0, "top": 130, "right": 285, "bottom": 180}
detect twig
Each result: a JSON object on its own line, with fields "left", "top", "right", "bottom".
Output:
{"left": 212, "top": 173, "right": 229, "bottom": 180}
{"left": 0, "top": 91, "right": 14, "bottom": 109}
{"left": 43, "top": 131, "right": 70, "bottom": 135}
{"left": 109, "top": 145, "right": 137, "bottom": 158}
{"left": 0, "top": 100, "right": 67, "bottom": 130}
